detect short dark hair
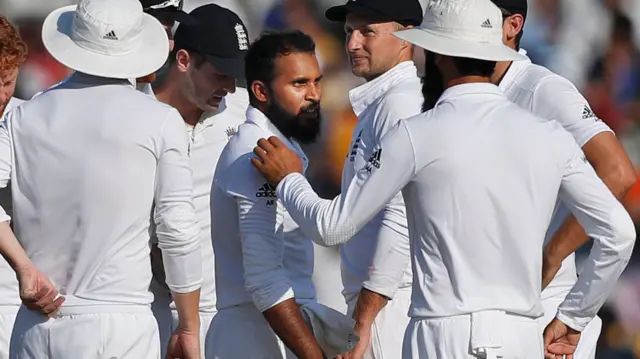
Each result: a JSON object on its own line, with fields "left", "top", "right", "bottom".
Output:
{"left": 245, "top": 30, "right": 316, "bottom": 104}
{"left": 451, "top": 57, "right": 496, "bottom": 78}
{"left": 499, "top": 7, "right": 524, "bottom": 50}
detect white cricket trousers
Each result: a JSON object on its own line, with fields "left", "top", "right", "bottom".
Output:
{"left": 151, "top": 278, "right": 173, "bottom": 359}
{"left": 346, "top": 288, "right": 412, "bottom": 359}
{"left": 0, "top": 306, "right": 18, "bottom": 359}
{"left": 171, "top": 310, "right": 216, "bottom": 357}
{"left": 402, "top": 312, "right": 544, "bottom": 358}
{"left": 540, "top": 298, "right": 602, "bottom": 359}
{"left": 9, "top": 305, "right": 160, "bottom": 359}
{"left": 206, "top": 305, "right": 297, "bottom": 359}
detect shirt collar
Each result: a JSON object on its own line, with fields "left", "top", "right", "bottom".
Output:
{"left": 498, "top": 48, "right": 532, "bottom": 91}
{"left": 348, "top": 61, "right": 418, "bottom": 117}
{"left": 436, "top": 83, "right": 504, "bottom": 106}
{"left": 245, "top": 105, "right": 309, "bottom": 171}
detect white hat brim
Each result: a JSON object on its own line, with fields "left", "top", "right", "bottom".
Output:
{"left": 42, "top": 5, "right": 169, "bottom": 79}
{"left": 394, "top": 28, "right": 527, "bottom": 62}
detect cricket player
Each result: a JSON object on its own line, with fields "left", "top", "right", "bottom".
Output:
{"left": 0, "top": 15, "right": 27, "bottom": 359}
{"left": 251, "top": 0, "right": 636, "bottom": 357}
{"left": 149, "top": 4, "right": 249, "bottom": 357}
{"left": 323, "top": 0, "right": 423, "bottom": 357}
{"left": 209, "top": 30, "right": 356, "bottom": 359}
{"left": 0, "top": 0, "right": 202, "bottom": 358}
{"left": 487, "top": 1, "right": 637, "bottom": 356}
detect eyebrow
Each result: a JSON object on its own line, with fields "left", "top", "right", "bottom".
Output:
{"left": 291, "top": 75, "right": 323, "bottom": 83}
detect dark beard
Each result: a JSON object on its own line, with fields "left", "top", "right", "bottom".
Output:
{"left": 421, "top": 51, "right": 445, "bottom": 112}
{"left": 265, "top": 98, "right": 322, "bottom": 145}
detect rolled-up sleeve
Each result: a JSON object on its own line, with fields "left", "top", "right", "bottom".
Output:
{"left": 556, "top": 140, "right": 636, "bottom": 331}
{"left": 154, "top": 109, "right": 202, "bottom": 294}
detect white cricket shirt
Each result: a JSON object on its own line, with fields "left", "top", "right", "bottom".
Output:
{"left": 0, "top": 97, "right": 24, "bottom": 307}
{"left": 0, "top": 73, "right": 202, "bottom": 307}
{"left": 341, "top": 62, "right": 420, "bottom": 300}
{"left": 498, "top": 49, "right": 614, "bottom": 301}
{"left": 176, "top": 88, "right": 248, "bottom": 313}
{"left": 144, "top": 85, "right": 249, "bottom": 314}
{"left": 277, "top": 83, "right": 635, "bottom": 331}
{"left": 211, "top": 106, "right": 315, "bottom": 312}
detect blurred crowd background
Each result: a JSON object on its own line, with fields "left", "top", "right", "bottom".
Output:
{"left": 3, "top": 0, "right": 640, "bottom": 357}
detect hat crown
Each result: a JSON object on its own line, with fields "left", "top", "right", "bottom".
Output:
{"left": 71, "top": 0, "right": 146, "bottom": 56}
{"left": 421, "top": 0, "right": 504, "bottom": 44}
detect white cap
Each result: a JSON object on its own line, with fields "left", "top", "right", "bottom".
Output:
{"left": 41, "top": 0, "right": 169, "bottom": 79}
{"left": 393, "top": 0, "right": 527, "bottom": 62}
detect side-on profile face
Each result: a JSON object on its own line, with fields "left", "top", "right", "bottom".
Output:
{"left": 264, "top": 52, "right": 324, "bottom": 144}
{"left": 175, "top": 50, "right": 237, "bottom": 112}
{"left": 0, "top": 67, "right": 18, "bottom": 116}
{"left": 344, "top": 13, "right": 408, "bottom": 80}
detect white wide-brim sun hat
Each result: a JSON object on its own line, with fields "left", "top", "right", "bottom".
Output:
{"left": 42, "top": 0, "right": 169, "bottom": 79}
{"left": 394, "top": 0, "right": 527, "bottom": 62}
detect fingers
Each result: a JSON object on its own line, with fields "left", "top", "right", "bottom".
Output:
{"left": 253, "top": 146, "right": 268, "bottom": 162}
{"left": 257, "top": 138, "right": 276, "bottom": 153}
{"left": 268, "top": 136, "right": 285, "bottom": 148}
{"left": 41, "top": 296, "right": 65, "bottom": 318}
{"left": 251, "top": 157, "right": 265, "bottom": 172}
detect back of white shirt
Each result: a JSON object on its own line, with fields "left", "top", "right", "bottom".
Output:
{"left": 0, "top": 97, "right": 24, "bottom": 306}
{"left": 0, "top": 73, "right": 201, "bottom": 307}
{"left": 499, "top": 51, "right": 613, "bottom": 300}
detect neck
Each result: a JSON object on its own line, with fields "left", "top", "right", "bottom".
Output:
{"left": 155, "top": 73, "right": 203, "bottom": 127}
{"left": 446, "top": 75, "right": 492, "bottom": 89}
{"left": 364, "top": 56, "right": 411, "bottom": 82}
{"left": 491, "top": 61, "right": 513, "bottom": 84}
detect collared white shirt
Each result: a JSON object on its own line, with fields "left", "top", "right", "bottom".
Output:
{"left": 499, "top": 49, "right": 614, "bottom": 301}
{"left": 141, "top": 83, "right": 249, "bottom": 313}
{"left": 177, "top": 88, "right": 248, "bottom": 313}
{"left": 276, "top": 83, "right": 634, "bottom": 331}
{"left": 0, "top": 97, "right": 24, "bottom": 307}
{"left": 0, "top": 72, "right": 202, "bottom": 307}
{"left": 341, "top": 61, "right": 420, "bottom": 300}
{"left": 211, "top": 105, "right": 315, "bottom": 312}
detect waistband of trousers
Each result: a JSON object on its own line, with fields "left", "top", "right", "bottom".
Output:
{"left": 53, "top": 303, "right": 152, "bottom": 316}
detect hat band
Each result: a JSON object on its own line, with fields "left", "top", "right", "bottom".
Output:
{"left": 70, "top": 18, "right": 143, "bottom": 57}
{"left": 418, "top": 22, "right": 504, "bottom": 45}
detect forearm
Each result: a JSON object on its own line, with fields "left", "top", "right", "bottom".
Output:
{"left": 172, "top": 290, "right": 201, "bottom": 332}
{"left": 545, "top": 157, "right": 636, "bottom": 265}
{"left": 263, "top": 298, "right": 324, "bottom": 359}
{"left": 352, "top": 288, "right": 388, "bottom": 330}
{"left": 0, "top": 220, "right": 31, "bottom": 272}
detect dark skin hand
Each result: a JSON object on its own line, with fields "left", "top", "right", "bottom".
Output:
{"left": 252, "top": 137, "right": 304, "bottom": 186}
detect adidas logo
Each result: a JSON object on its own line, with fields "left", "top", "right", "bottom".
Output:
{"left": 481, "top": 19, "right": 492, "bottom": 28}
{"left": 582, "top": 104, "right": 599, "bottom": 120}
{"left": 365, "top": 148, "right": 382, "bottom": 172}
{"left": 103, "top": 31, "right": 118, "bottom": 40}
{"left": 255, "top": 183, "right": 276, "bottom": 198}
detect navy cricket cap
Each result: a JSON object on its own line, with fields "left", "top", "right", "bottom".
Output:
{"left": 490, "top": 0, "right": 528, "bottom": 20}
{"left": 140, "top": 0, "right": 197, "bottom": 25}
{"left": 325, "top": 0, "right": 423, "bottom": 27}
{"left": 173, "top": 4, "right": 249, "bottom": 78}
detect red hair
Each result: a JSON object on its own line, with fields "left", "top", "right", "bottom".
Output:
{"left": 0, "top": 16, "right": 27, "bottom": 77}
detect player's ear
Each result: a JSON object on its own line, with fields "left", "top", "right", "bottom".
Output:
{"left": 175, "top": 49, "right": 191, "bottom": 73}
{"left": 251, "top": 80, "right": 269, "bottom": 103}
